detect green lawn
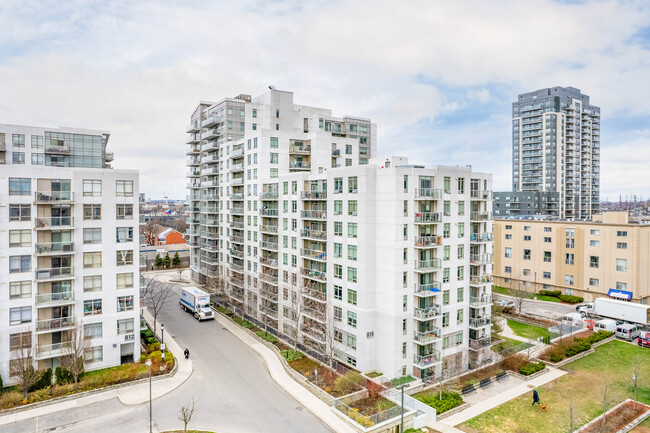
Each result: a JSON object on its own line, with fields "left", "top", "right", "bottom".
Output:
{"left": 491, "top": 335, "right": 534, "bottom": 353}
{"left": 493, "top": 285, "right": 563, "bottom": 304}
{"left": 460, "top": 341, "right": 650, "bottom": 433}
{"left": 492, "top": 286, "right": 510, "bottom": 296}
{"left": 507, "top": 319, "right": 558, "bottom": 340}
{"left": 535, "top": 294, "right": 562, "bottom": 303}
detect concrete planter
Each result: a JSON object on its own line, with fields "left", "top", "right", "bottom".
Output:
{"left": 575, "top": 399, "right": 650, "bottom": 433}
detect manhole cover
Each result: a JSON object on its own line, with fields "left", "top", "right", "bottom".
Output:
{"left": 296, "top": 407, "right": 303, "bottom": 411}
{"left": 172, "top": 335, "right": 177, "bottom": 339}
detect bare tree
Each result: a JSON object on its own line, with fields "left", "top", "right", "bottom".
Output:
{"left": 510, "top": 276, "right": 530, "bottom": 316}
{"left": 633, "top": 356, "right": 642, "bottom": 410}
{"left": 60, "top": 324, "right": 93, "bottom": 385}
{"left": 600, "top": 369, "right": 613, "bottom": 433}
{"left": 143, "top": 220, "right": 158, "bottom": 246}
{"left": 177, "top": 397, "right": 199, "bottom": 432}
{"left": 142, "top": 278, "right": 173, "bottom": 335}
{"left": 323, "top": 305, "right": 337, "bottom": 369}
{"left": 10, "top": 348, "right": 40, "bottom": 397}
{"left": 567, "top": 389, "right": 577, "bottom": 433}
{"left": 288, "top": 283, "right": 305, "bottom": 351}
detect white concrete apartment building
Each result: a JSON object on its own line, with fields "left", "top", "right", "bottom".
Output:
{"left": 0, "top": 124, "right": 140, "bottom": 384}
{"left": 186, "top": 91, "right": 493, "bottom": 380}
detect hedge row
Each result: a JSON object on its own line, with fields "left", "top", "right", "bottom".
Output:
{"left": 538, "top": 290, "right": 583, "bottom": 304}
{"left": 519, "top": 362, "right": 546, "bottom": 376}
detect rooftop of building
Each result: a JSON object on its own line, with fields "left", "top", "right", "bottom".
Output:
{"left": 496, "top": 211, "right": 650, "bottom": 226}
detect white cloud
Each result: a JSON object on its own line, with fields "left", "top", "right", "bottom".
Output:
{"left": 0, "top": 0, "right": 648, "bottom": 198}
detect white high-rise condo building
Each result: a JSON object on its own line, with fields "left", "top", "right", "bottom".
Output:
{"left": 512, "top": 87, "right": 600, "bottom": 219}
{"left": 186, "top": 90, "right": 493, "bottom": 380}
{"left": 0, "top": 124, "right": 140, "bottom": 383}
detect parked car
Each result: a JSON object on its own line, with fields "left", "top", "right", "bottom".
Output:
{"left": 615, "top": 323, "right": 641, "bottom": 341}
{"left": 638, "top": 331, "right": 650, "bottom": 348}
{"left": 594, "top": 319, "right": 617, "bottom": 333}
{"left": 495, "top": 299, "right": 515, "bottom": 313}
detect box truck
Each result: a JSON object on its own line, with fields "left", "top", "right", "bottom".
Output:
{"left": 578, "top": 298, "right": 650, "bottom": 326}
{"left": 180, "top": 287, "right": 214, "bottom": 321}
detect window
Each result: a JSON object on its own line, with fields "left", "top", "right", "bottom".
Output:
{"left": 10, "top": 281, "right": 31, "bottom": 299}
{"left": 403, "top": 175, "right": 408, "bottom": 192}
{"left": 334, "top": 264, "right": 342, "bottom": 279}
{"left": 31, "top": 153, "right": 43, "bottom": 165}
{"left": 443, "top": 223, "right": 450, "bottom": 238}
{"left": 523, "top": 269, "right": 531, "bottom": 276}
{"left": 443, "top": 290, "right": 450, "bottom": 305}
{"left": 9, "top": 256, "right": 31, "bottom": 273}
{"left": 443, "top": 177, "right": 450, "bottom": 193}
{"left": 566, "top": 238, "right": 575, "bottom": 248}
{"left": 505, "top": 266, "right": 512, "bottom": 273}
{"left": 334, "top": 200, "right": 342, "bottom": 214}
{"left": 346, "top": 334, "right": 357, "bottom": 350}
{"left": 616, "top": 259, "right": 627, "bottom": 272}
{"left": 333, "top": 306, "right": 342, "bottom": 322}
{"left": 270, "top": 153, "right": 278, "bottom": 164}
{"left": 543, "top": 271, "right": 551, "bottom": 279}
{"left": 504, "top": 247, "right": 512, "bottom": 258}
{"left": 83, "top": 204, "right": 101, "bottom": 220}
{"left": 334, "top": 177, "right": 343, "bottom": 193}
{"left": 334, "top": 286, "right": 342, "bottom": 300}
{"left": 334, "top": 222, "right": 342, "bottom": 236}
{"left": 616, "top": 282, "right": 627, "bottom": 291}
{"left": 458, "top": 201, "right": 465, "bottom": 216}
{"left": 589, "top": 256, "right": 599, "bottom": 268}
{"left": 442, "top": 312, "right": 449, "bottom": 328}
{"left": 565, "top": 275, "right": 574, "bottom": 286}
{"left": 457, "top": 266, "right": 464, "bottom": 281}
{"left": 347, "top": 311, "right": 357, "bottom": 328}
{"left": 348, "top": 200, "right": 357, "bottom": 215}
{"left": 270, "top": 137, "right": 278, "bottom": 148}
{"left": 85, "top": 346, "right": 103, "bottom": 363}
{"left": 524, "top": 235, "right": 531, "bottom": 241}
{"left": 590, "top": 240, "right": 600, "bottom": 247}
{"left": 565, "top": 253, "right": 574, "bottom": 265}
{"left": 524, "top": 226, "right": 531, "bottom": 232}
{"left": 566, "top": 228, "right": 575, "bottom": 237}
{"left": 505, "top": 225, "right": 512, "bottom": 230}
{"left": 523, "top": 249, "right": 531, "bottom": 260}
{"left": 83, "top": 228, "right": 101, "bottom": 244}
{"left": 270, "top": 168, "right": 278, "bottom": 178}
{"left": 544, "top": 251, "right": 552, "bottom": 262}
{"left": 12, "top": 152, "right": 25, "bottom": 165}
{"left": 116, "top": 180, "right": 133, "bottom": 197}
{"left": 505, "top": 234, "right": 512, "bottom": 240}
{"left": 348, "top": 223, "right": 357, "bottom": 238}
{"left": 116, "top": 227, "right": 134, "bottom": 243}
{"left": 9, "top": 230, "right": 31, "bottom": 247}
{"left": 117, "top": 296, "right": 134, "bottom": 312}
{"left": 31, "top": 135, "right": 43, "bottom": 148}
{"left": 617, "top": 242, "right": 627, "bottom": 249}
{"left": 348, "top": 289, "right": 357, "bottom": 305}
{"left": 116, "top": 204, "right": 133, "bottom": 220}
{"left": 458, "top": 223, "right": 464, "bottom": 238}
{"left": 457, "top": 309, "right": 464, "bottom": 324}
{"left": 84, "top": 275, "right": 102, "bottom": 292}
{"left": 348, "top": 245, "right": 357, "bottom": 261}
{"left": 9, "top": 178, "right": 30, "bottom": 195}
{"left": 443, "top": 267, "right": 450, "bottom": 282}
{"left": 544, "top": 227, "right": 552, "bottom": 232}
{"left": 334, "top": 243, "right": 342, "bottom": 258}
{"left": 84, "top": 252, "right": 102, "bottom": 268}
{"left": 347, "top": 267, "right": 357, "bottom": 283}
{"left": 116, "top": 272, "right": 134, "bottom": 289}
{"left": 589, "top": 278, "right": 599, "bottom": 286}
{"left": 84, "top": 323, "right": 103, "bottom": 338}
{"left": 116, "top": 250, "right": 134, "bottom": 266}
{"left": 12, "top": 133, "right": 25, "bottom": 147}
{"left": 117, "top": 318, "right": 134, "bottom": 335}
{"left": 9, "top": 332, "right": 32, "bottom": 350}
{"left": 345, "top": 144, "right": 352, "bottom": 155}
{"left": 348, "top": 177, "right": 358, "bottom": 193}
{"left": 403, "top": 295, "right": 408, "bottom": 311}
{"left": 617, "top": 231, "right": 627, "bottom": 237}
{"left": 84, "top": 299, "right": 102, "bottom": 315}
{"left": 9, "top": 307, "right": 31, "bottom": 325}
{"left": 9, "top": 204, "right": 30, "bottom": 221}
{"left": 83, "top": 180, "right": 102, "bottom": 196}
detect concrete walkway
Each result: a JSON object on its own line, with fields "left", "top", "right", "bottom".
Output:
{"left": 0, "top": 309, "right": 192, "bottom": 427}
{"left": 215, "top": 313, "right": 357, "bottom": 433}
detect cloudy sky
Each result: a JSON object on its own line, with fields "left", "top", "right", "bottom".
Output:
{"left": 1, "top": 0, "right": 649, "bottom": 201}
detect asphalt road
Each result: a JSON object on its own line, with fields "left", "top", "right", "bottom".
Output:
{"left": 10, "top": 282, "right": 334, "bottom": 433}
{"left": 493, "top": 293, "right": 576, "bottom": 320}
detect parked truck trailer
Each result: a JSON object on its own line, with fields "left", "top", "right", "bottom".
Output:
{"left": 578, "top": 298, "right": 650, "bottom": 326}
{"left": 180, "top": 287, "right": 215, "bottom": 321}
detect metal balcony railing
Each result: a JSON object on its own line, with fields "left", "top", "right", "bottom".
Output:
{"left": 414, "top": 305, "right": 442, "bottom": 320}
{"left": 35, "top": 242, "right": 74, "bottom": 255}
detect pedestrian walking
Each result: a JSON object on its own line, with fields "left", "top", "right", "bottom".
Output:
{"left": 532, "top": 389, "right": 540, "bottom": 406}
{"left": 184, "top": 348, "right": 190, "bottom": 359}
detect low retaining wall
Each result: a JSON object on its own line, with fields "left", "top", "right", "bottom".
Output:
{"left": 575, "top": 399, "right": 650, "bottom": 433}
{"left": 436, "top": 402, "right": 471, "bottom": 420}
{"left": 537, "top": 336, "right": 616, "bottom": 368}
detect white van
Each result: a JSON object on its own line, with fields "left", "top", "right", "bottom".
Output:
{"left": 615, "top": 324, "right": 641, "bottom": 341}
{"left": 563, "top": 312, "right": 583, "bottom": 325}
{"left": 594, "top": 319, "right": 617, "bottom": 333}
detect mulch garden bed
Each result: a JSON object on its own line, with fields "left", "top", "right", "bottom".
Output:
{"left": 580, "top": 401, "right": 650, "bottom": 433}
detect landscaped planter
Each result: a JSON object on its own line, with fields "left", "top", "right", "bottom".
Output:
{"left": 575, "top": 399, "right": 650, "bottom": 433}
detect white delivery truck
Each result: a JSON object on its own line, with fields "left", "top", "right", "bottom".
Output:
{"left": 180, "top": 287, "right": 214, "bottom": 321}
{"left": 578, "top": 298, "right": 650, "bottom": 326}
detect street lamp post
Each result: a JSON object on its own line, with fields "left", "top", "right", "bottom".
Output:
{"left": 146, "top": 359, "right": 152, "bottom": 433}
{"left": 396, "top": 383, "right": 410, "bottom": 433}
{"left": 161, "top": 323, "right": 165, "bottom": 346}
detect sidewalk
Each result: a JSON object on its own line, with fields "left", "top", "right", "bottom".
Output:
{"left": 216, "top": 313, "right": 357, "bottom": 433}
{"left": 0, "top": 309, "right": 192, "bottom": 426}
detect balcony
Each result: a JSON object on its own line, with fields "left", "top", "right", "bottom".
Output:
{"left": 230, "top": 235, "right": 244, "bottom": 244}
{"left": 289, "top": 162, "right": 311, "bottom": 170}
{"left": 469, "top": 294, "right": 492, "bottom": 308}
{"left": 414, "top": 258, "right": 442, "bottom": 272}
{"left": 260, "top": 257, "right": 278, "bottom": 268}
{"left": 414, "top": 305, "right": 442, "bottom": 320}
{"left": 201, "top": 242, "right": 218, "bottom": 252}
{"left": 35, "top": 242, "right": 74, "bottom": 255}
{"left": 302, "top": 306, "right": 326, "bottom": 323}
{"left": 300, "top": 228, "right": 327, "bottom": 241}
{"left": 414, "top": 282, "right": 442, "bottom": 295}
{"left": 44, "top": 145, "right": 71, "bottom": 154}
{"left": 186, "top": 134, "right": 200, "bottom": 144}
{"left": 230, "top": 207, "right": 244, "bottom": 215}
{"left": 301, "top": 267, "right": 327, "bottom": 282}
{"left": 470, "top": 232, "right": 493, "bottom": 243}
{"left": 413, "top": 351, "right": 441, "bottom": 368}
{"left": 201, "top": 155, "right": 218, "bottom": 164}
{"left": 201, "top": 114, "right": 222, "bottom": 128}
{"left": 230, "top": 193, "right": 244, "bottom": 200}
{"left": 470, "top": 275, "right": 491, "bottom": 287}
{"left": 414, "top": 328, "right": 441, "bottom": 344}
{"left": 35, "top": 291, "right": 74, "bottom": 306}
{"left": 300, "top": 210, "right": 326, "bottom": 220}
{"left": 37, "top": 341, "right": 74, "bottom": 359}
{"left": 290, "top": 143, "right": 311, "bottom": 154}
{"left": 414, "top": 189, "right": 443, "bottom": 200}
{"left": 230, "top": 163, "right": 244, "bottom": 172}
{"left": 414, "top": 212, "right": 442, "bottom": 223}
{"left": 230, "top": 277, "right": 245, "bottom": 288}
{"left": 35, "top": 316, "right": 75, "bottom": 332}
{"left": 186, "top": 122, "right": 200, "bottom": 133}
{"left": 261, "top": 191, "right": 279, "bottom": 200}
{"left": 300, "top": 191, "right": 327, "bottom": 200}
{"left": 230, "top": 148, "right": 244, "bottom": 159}
{"left": 202, "top": 141, "right": 219, "bottom": 152}
{"left": 230, "top": 248, "right": 244, "bottom": 258}
{"left": 414, "top": 235, "right": 442, "bottom": 248}
{"left": 470, "top": 211, "right": 492, "bottom": 221}
{"left": 260, "top": 241, "right": 279, "bottom": 251}
{"left": 303, "top": 288, "right": 327, "bottom": 302}
{"left": 201, "top": 128, "right": 220, "bottom": 141}
{"left": 469, "top": 336, "right": 491, "bottom": 351}
{"left": 469, "top": 253, "right": 492, "bottom": 266}
{"left": 470, "top": 190, "right": 493, "bottom": 200}
{"left": 261, "top": 224, "right": 278, "bottom": 234}
{"left": 35, "top": 191, "right": 74, "bottom": 203}
{"left": 259, "top": 273, "right": 278, "bottom": 284}
{"left": 469, "top": 317, "right": 491, "bottom": 328}
{"left": 35, "top": 266, "right": 74, "bottom": 281}
{"left": 259, "top": 289, "right": 279, "bottom": 302}
{"left": 332, "top": 149, "right": 341, "bottom": 156}
{"left": 300, "top": 248, "right": 327, "bottom": 261}
{"left": 231, "top": 177, "right": 244, "bottom": 186}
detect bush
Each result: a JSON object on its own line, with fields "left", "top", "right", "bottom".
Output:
{"left": 29, "top": 368, "right": 52, "bottom": 392}
{"left": 233, "top": 316, "right": 255, "bottom": 329}
{"left": 216, "top": 306, "right": 232, "bottom": 316}
{"left": 565, "top": 340, "right": 590, "bottom": 357}
{"left": 559, "top": 294, "right": 584, "bottom": 304}
{"left": 55, "top": 366, "right": 74, "bottom": 385}
{"left": 415, "top": 391, "right": 463, "bottom": 414}
{"left": 539, "top": 290, "right": 562, "bottom": 298}
{"left": 255, "top": 331, "right": 278, "bottom": 343}
{"left": 281, "top": 350, "right": 304, "bottom": 362}
{"left": 500, "top": 354, "right": 527, "bottom": 372}
{"left": 550, "top": 353, "right": 564, "bottom": 363}
{"left": 519, "top": 362, "right": 546, "bottom": 376}
{"left": 333, "top": 371, "right": 365, "bottom": 396}
{"left": 148, "top": 342, "right": 161, "bottom": 352}
{"left": 587, "top": 330, "right": 614, "bottom": 344}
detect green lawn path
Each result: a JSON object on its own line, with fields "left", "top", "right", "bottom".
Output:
{"left": 460, "top": 341, "right": 650, "bottom": 433}
{"left": 507, "top": 319, "right": 558, "bottom": 340}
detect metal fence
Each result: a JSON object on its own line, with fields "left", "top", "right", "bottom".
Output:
{"left": 333, "top": 397, "right": 407, "bottom": 429}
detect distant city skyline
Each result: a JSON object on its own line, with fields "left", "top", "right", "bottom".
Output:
{"left": 1, "top": 0, "right": 649, "bottom": 200}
